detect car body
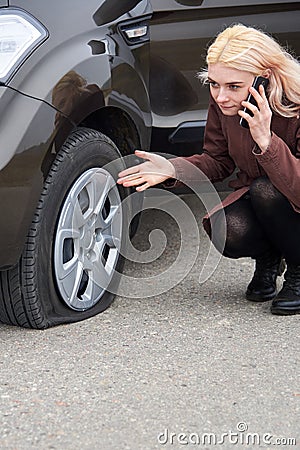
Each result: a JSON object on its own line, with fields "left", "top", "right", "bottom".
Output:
{"left": 0, "top": 0, "right": 299, "bottom": 327}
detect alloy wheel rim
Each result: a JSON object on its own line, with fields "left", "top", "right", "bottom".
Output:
{"left": 54, "top": 167, "right": 122, "bottom": 311}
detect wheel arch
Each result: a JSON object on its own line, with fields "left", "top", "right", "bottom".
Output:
{"left": 80, "top": 105, "right": 142, "bottom": 156}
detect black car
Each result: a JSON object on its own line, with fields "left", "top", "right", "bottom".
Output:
{"left": 0, "top": 0, "right": 299, "bottom": 328}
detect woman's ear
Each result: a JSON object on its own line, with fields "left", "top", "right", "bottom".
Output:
{"left": 262, "top": 69, "right": 272, "bottom": 79}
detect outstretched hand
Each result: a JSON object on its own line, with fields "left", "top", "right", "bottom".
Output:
{"left": 117, "top": 150, "right": 176, "bottom": 192}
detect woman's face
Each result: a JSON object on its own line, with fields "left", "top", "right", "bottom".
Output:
{"left": 207, "top": 63, "right": 255, "bottom": 116}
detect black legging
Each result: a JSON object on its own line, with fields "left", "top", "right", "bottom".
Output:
{"left": 210, "top": 177, "right": 300, "bottom": 265}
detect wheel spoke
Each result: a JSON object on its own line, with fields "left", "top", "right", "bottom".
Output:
{"left": 56, "top": 256, "right": 84, "bottom": 303}
{"left": 99, "top": 232, "right": 121, "bottom": 252}
{"left": 56, "top": 227, "right": 80, "bottom": 244}
{"left": 91, "top": 254, "right": 112, "bottom": 290}
{"left": 72, "top": 196, "right": 87, "bottom": 229}
{"left": 96, "top": 204, "right": 122, "bottom": 247}
{"left": 68, "top": 264, "right": 85, "bottom": 306}
{"left": 93, "top": 174, "right": 114, "bottom": 215}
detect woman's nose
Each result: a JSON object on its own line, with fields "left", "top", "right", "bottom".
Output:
{"left": 216, "top": 89, "right": 229, "bottom": 102}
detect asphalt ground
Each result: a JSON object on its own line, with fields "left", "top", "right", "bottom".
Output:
{"left": 0, "top": 192, "right": 299, "bottom": 450}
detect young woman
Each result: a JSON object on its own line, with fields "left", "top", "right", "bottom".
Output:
{"left": 117, "top": 24, "right": 300, "bottom": 316}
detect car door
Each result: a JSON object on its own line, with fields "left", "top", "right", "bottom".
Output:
{"left": 149, "top": 0, "right": 300, "bottom": 156}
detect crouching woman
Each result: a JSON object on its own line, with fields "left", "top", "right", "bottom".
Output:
{"left": 118, "top": 24, "right": 300, "bottom": 316}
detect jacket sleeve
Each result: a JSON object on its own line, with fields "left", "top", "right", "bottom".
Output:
{"left": 254, "top": 119, "right": 300, "bottom": 210}
{"left": 170, "top": 98, "right": 236, "bottom": 183}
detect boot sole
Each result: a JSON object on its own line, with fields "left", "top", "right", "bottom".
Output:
{"left": 246, "top": 291, "right": 277, "bottom": 302}
{"left": 271, "top": 305, "right": 300, "bottom": 315}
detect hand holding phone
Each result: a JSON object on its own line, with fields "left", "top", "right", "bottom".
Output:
{"left": 239, "top": 76, "right": 269, "bottom": 128}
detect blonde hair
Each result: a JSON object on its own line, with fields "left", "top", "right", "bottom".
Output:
{"left": 198, "top": 24, "right": 300, "bottom": 118}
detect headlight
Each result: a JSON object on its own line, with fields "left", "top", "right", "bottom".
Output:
{"left": 0, "top": 8, "right": 48, "bottom": 84}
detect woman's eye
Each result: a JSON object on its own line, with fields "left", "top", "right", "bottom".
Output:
{"left": 229, "top": 85, "right": 240, "bottom": 90}
{"left": 208, "top": 81, "right": 218, "bottom": 88}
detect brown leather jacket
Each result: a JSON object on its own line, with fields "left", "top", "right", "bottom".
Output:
{"left": 171, "top": 97, "right": 300, "bottom": 215}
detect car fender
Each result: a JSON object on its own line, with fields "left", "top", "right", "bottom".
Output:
{"left": 0, "top": 11, "right": 151, "bottom": 268}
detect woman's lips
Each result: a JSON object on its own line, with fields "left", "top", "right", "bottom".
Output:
{"left": 218, "top": 105, "right": 235, "bottom": 109}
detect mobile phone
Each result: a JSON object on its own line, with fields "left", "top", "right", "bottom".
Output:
{"left": 239, "top": 76, "right": 269, "bottom": 128}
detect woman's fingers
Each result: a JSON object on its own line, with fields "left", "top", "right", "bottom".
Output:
{"left": 135, "top": 149, "right": 152, "bottom": 159}
{"left": 258, "top": 84, "right": 270, "bottom": 111}
{"left": 117, "top": 151, "right": 175, "bottom": 190}
{"left": 118, "top": 166, "right": 139, "bottom": 179}
{"left": 117, "top": 150, "right": 152, "bottom": 180}
{"left": 136, "top": 182, "right": 150, "bottom": 192}
{"left": 252, "top": 85, "right": 268, "bottom": 110}
{"left": 122, "top": 176, "right": 146, "bottom": 187}
{"left": 259, "top": 83, "right": 267, "bottom": 99}
{"left": 242, "top": 85, "right": 266, "bottom": 114}
{"left": 118, "top": 171, "right": 141, "bottom": 182}
{"left": 243, "top": 85, "right": 271, "bottom": 118}
{"left": 117, "top": 174, "right": 144, "bottom": 187}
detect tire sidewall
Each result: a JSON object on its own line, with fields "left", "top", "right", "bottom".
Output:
{"left": 28, "top": 129, "right": 127, "bottom": 326}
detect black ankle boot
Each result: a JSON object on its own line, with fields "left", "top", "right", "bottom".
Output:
{"left": 246, "top": 252, "right": 285, "bottom": 302}
{"left": 271, "top": 264, "right": 300, "bottom": 315}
